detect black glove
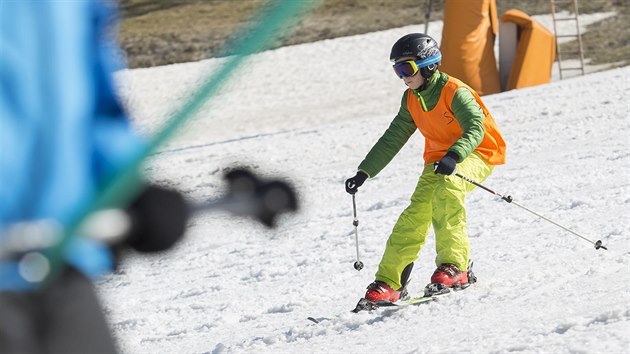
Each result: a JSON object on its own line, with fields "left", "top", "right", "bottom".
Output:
{"left": 433, "top": 151, "right": 459, "bottom": 175}
{"left": 345, "top": 171, "right": 368, "bottom": 194}
{"left": 109, "top": 184, "right": 189, "bottom": 270}
{"left": 125, "top": 185, "right": 190, "bottom": 253}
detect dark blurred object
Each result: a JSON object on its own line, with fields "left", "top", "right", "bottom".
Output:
{"left": 195, "top": 168, "right": 299, "bottom": 228}
{"left": 0, "top": 268, "right": 117, "bottom": 354}
{"left": 125, "top": 185, "right": 190, "bottom": 252}
{"left": 1, "top": 173, "right": 296, "bottom": 259}
{"left": 0, "top": 184, "right": 190, "bottom": 259}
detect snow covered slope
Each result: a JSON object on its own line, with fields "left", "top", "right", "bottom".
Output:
{"left": 102, "top": 23, "right": 630, "bottom": 353}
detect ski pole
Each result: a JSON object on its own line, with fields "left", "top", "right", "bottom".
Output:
{"left": 454, "top": 172, "right": 607, "bottom": 250}
{"left": 351, "top": 194, "right": 364, "bottom": 271}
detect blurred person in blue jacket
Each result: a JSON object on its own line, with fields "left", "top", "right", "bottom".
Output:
{"left": 0, "top": 1, "right": 301, "bottom": 352}
{"left": 0, "top": 2, "right": 144, "bottom": 352}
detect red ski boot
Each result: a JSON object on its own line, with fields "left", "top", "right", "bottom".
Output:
{"left": 364, "top": 281, "right": 401, "bottom": 303}
{"left": 430, "top": 264, "right": 469, "bottom": 288}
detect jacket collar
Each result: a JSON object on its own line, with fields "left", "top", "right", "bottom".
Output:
{"left": 413, "top": 70, "right": 441, "bottom": 97}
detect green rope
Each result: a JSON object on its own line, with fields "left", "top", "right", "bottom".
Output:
{"left": 42, "top": 0, "right": 319, "bottom": 285}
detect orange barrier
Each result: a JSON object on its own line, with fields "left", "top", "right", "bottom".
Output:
{"left": 440, "top": 0, "right": 501, "bottom": 96}
{"left": 501, "top": 9, "right": 556, "bottom": 90}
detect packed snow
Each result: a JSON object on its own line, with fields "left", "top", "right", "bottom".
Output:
{"left": 101, "top": 18, "right": 630, "bottom": 354}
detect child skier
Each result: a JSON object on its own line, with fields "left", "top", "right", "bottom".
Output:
{"left": 345, "top": 33, "right": 506, "bottom": 303}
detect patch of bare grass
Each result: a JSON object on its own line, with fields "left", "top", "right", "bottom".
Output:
{"left": 118, "top": 0, "right": 629, "bottom": 71}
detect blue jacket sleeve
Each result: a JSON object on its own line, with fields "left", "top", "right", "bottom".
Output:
{"left": 0, "top": 1, "right": 144, "bottom": 290}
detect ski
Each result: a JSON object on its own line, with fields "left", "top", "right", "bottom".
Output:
{"left": 350, "top": 261, "right": 478, "bottom": 314}
{"left": 309, "top": 262, "right": 478, "bottom": 323}
{"left": 307, "top": 295, "right": 436, "bottom": 324}
{"left": 307, "top": 293, "right": 439, "bottom": 324}
{"left": 350, "top": 292, "right": 438, "bottom": 313}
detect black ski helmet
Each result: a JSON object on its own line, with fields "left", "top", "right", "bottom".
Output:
{"left": 390, "top": 33, "right": 441, "bottom": 79}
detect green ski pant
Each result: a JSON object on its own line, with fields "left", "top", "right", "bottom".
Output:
{"left": 375, "top": 152, "right": 494, "bottom": 290}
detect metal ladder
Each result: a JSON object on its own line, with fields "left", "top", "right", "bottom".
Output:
{"left": 549, "top": 0, "right": 586, "bottom": 79}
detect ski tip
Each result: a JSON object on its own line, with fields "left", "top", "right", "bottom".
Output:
{"left": 307, "top": 317, "right": 320, "bottom": 324}
{"left": 352, "top": 298, "right": 378, "bottom": 313}
{"left": 424, "top": 283, "right": 450, "bottom": 297}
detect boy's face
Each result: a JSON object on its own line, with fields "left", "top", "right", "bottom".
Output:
{"left": 395, "top": 56, "right": 425, "bottom": 90}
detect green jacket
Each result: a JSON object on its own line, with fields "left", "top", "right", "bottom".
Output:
{"left": 358, "top": 71, "right": 485, "bottom": 177}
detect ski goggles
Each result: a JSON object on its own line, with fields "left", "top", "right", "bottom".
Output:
{"left": 392, "top": 53, "right": 442, "bottom": 78}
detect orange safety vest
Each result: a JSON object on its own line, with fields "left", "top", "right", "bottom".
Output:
{"left": 407, "top": 76, "right": 506, "bottom": 165}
